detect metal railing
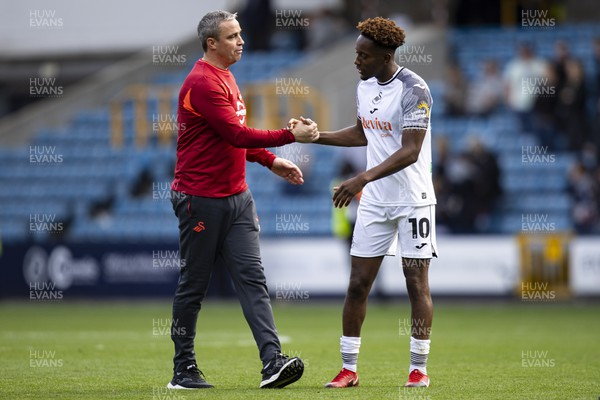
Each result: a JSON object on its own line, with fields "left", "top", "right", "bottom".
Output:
{"left": 110, "top": 82, "right": 329, "bottom": 148}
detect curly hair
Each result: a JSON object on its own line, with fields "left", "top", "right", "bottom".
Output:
{"left": 356, "top": 17, "right": 405, "bottom": 49}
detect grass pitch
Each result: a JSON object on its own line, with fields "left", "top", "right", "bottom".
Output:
{"left": 0, "top": 300, "right": 598, "bottom": 399}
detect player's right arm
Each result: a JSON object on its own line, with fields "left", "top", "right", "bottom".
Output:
{"left": 188, "top": 77, "right": 316, "bottom": 148}
{"left": 313, "top": 118, "right": 368, "bottom": 147}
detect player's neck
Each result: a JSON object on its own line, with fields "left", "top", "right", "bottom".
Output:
{"left": 376, "top": 64, "right": 400, "bottom": 84}
{"left": 202, "top": 55, "right": 230, "bottom": 70}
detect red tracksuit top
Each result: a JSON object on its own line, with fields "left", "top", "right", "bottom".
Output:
{"left": 171, "top": 59, "right": 295, "bottom": 198}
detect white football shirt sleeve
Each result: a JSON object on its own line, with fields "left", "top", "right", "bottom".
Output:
{"left": 401, "top": 82, "right": 432, "bottom": 130}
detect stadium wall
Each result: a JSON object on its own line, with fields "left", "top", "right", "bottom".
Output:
{"left": 1, "top": 237, "right": 599, "bottom": 300}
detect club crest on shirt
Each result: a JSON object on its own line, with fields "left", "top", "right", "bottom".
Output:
{"left": 372, "top": 90, "right": 383, "bottom": 105}
{"left": 236, "top": 101, "right": 246, "bottom": 124}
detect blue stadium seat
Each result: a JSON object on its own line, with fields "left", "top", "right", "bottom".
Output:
{"left": 5, "top": 31, "right": 595, "bottom": 241}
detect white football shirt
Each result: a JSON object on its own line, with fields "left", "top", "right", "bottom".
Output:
{"left": 357, "top": 66, "right": 436, "bottom": 206}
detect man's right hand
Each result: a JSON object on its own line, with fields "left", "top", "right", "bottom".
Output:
{"left": 288, "top": 117, "right": 319, "bottom": 143}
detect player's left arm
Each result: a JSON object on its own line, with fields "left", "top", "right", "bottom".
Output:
{"left": 332, "top": 129, "right": 426, "bottom": 208}
{"left": 246, "top": 148, "right": 276, "bottom": 167}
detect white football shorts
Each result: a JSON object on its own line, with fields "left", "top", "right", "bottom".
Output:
{"left": 350, "top": 203, "right": 438, "bottom": 259}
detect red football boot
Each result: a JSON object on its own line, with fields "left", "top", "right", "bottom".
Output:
{"left": 404, "top": 369, "right": 430, "bottom": 387}
{"left": 325, "top": 368, "right": 359, "bottom": 388}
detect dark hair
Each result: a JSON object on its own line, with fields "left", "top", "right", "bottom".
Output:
{"left": 356, "top": 17, "right": 405, "bottom": 50}
{"left": 197, "top": 10, "right": 237, "bottom": 52}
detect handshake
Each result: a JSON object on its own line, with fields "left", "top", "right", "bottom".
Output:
{"left": 287, "top": 116, "right": 319, "bottom": 143}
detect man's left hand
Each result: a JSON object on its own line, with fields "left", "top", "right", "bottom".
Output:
{"left": 271, "top": 157, "right": 304, "bottom": 185}
{"left": 332, "top": 174, "right": 367, "bottom": 208}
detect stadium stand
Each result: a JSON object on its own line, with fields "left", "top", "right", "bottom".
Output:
{"left": 431, "top": 24, "right": 600, "bottom": 233}
{"left": 1, "top": 25, "right": 599, "bottom": 243}
{"left": 0, "top": 51, "right": 339, "bottom": 243}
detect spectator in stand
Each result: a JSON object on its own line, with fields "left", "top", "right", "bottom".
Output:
{"left": 238, "top": 0, "right": 273, "bottom": 51}
{"left": 596, "top": 165, "right": 600, "bottom": 232}
{"left": 306, "top": 8, "right": 350, "bottom": 51}
{"left": 532, "top": 63, "right": 564, "bottom": 150}
{"left": 578, "top": 142, "right": 600, "bottom": 233}
{"left": 466, "top": 59, "right": 504, "bottom": 117}
{"left": 432, "top": 136, "right": 452, "bottom": 233}
{"left": 443, "top": 62, "right": 468, "bottom": 116}
{"left": 434, "top": 136, "right": 501, "bottom": 233}
{"left": 580, "top": 142, "right": 598, "bottom": 173}
{"left": 557, "top": 59, "right": 588, "bottom": 150}
{"left": 503, "top": 43, "right": 548, "bottom": 133}
{"left": 594, "top": 38, "right": 600, "bottom": 87}
{"left": 592, "top": 38, "right": 600, "bottom": 150}
{"left": 444, "top": 151, "right": 477, "bottom": 232}
{"left": 552, "top": 40, "right": 572, "bottom": 91}
{"left": 568, "top": 159, "right": 599, "bottom": 234}
{"left": 463, "top": 137, "right": 502, "bottom": 232}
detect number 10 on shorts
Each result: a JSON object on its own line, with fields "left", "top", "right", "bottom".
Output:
{"left": 408, "top": 218, "right": 430, "bottom": 239}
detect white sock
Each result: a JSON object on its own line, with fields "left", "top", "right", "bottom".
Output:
{"left": 340, "top": 336, "right": 361, "bottom": 372}
{"left": 409, "top": 336, "right": 430, "bottom": 375}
